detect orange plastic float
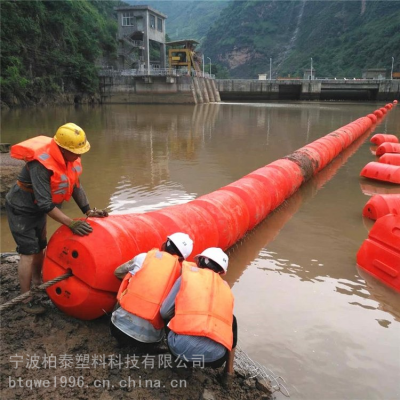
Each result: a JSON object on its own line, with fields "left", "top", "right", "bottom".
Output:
{"left": 43, "top": 109, "right": 389, "bottom": 320}
{"left": 374, "top": 110, "right": 383, "bottom": 119}
{"left": 360, "top": 162, "right": 400, "bottom": 184}
{"left": 379, "top": 153, "right": 400, "bottom": 166}
{"left": 362, "top": 194, "right": 400, "bottom": 220}
{"left": 376, "top": 142, "right": 400, "bottom": 156}
{"left": 357, "top": 214, "right": 400, "bottom": 292}
{"left": 370, "top": 134, "right": 399, "bottom": 146}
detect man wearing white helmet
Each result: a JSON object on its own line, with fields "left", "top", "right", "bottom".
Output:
{"left": 160, "top": 247, "right": 237, "bottom": 380}
{"left": 110, "top": 232, "right": 194, "bottom": 349}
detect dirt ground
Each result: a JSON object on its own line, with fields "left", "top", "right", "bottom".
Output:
{"left": 0, "top": 152, "right": 24, "bottom": 210}
{"left": 0, "top": 255, "right": 273, "bottom": 400}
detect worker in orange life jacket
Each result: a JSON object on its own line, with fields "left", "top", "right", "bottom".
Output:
{"left": 110, "top": 232, "right": 194, "bottom": 349}
{"left": 5, "top": 123, "right": 109, "bottom": 315}
{"left": 160, "top": 247, "right": 237, "bottom": 381}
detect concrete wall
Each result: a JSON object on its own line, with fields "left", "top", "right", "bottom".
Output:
{"left": 216, "top": 79, "right": 400, "bottom": 101}
{"left": 115, "top": 6, "right": 166, "bottom": 41}
{"left": 115, "top": 6, "right": 167, "bottom": 70}
{"left": 377, "top": 80, "right": 400, "bottom": 101}
{"left": 99, "top": 76, "right": 220, "bottom": 104}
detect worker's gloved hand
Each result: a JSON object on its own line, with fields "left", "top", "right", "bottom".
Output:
{"left": 114, "top": 259, "right": 135, "bottom": 280}
{"left": 68, "top": 220, "right": 93, "bottom": 236}
{"left": 85, "top": 207, "right": 109, "bottom": 218}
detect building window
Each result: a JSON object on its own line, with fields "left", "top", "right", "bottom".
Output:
{"left": 136, "top": 16, "right": 143, "bottom": 31}
{"left": 157, "top": 18, "right": 163, "bottom": 32}
{"left": 149, "top": 14, "right": 155, "bottom": 29}
{"left": 122, "top": 12, "right": 134, "bottom": 26}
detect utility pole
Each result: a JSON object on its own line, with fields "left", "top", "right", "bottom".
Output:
{"left": 207, "top": 57, "right": 211, "bottom": 76}
{"left": 202, "top": 55, "right": 205, "bottom": 77}
{"left": 391, "top": 57, "right": 395, "bottom": 80}
{"left": 270, "top": 58, "right": 272, "bottom": 80}
{"left": 310, "top": 57, "right": 313, "bottom": 80}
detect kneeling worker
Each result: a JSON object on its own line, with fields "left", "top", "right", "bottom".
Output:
{"left": 110, "top": 233, "right": 194, "bottom": 348}
{"left": 160, "top": 247, "right": 237, "bottom": 378}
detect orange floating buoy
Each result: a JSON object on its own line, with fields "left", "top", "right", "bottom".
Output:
{"left": 362, "top": 194, "right": 400, "bottom": 220}
{"left": 43, "top": 214, "right": 170, "bottom": 319}
{"left": 360, "top": 162, "right": 400, "bottom": 184}
{"left": 393, "top": 100, "right": 398, "bottom": 104}
{"left": 367, "top": 113, "right": 377, "bottom": 124}
{"left": 222, "top": 176, "right": 273, "bottom": 230}
{"left": 376, "top": 142, "right": 400, "bottom": 156}
{"left": 374, "top": 109, "right": 383, "bottom": 118}
{"left": 370, "top": 134, "right": 399, "bottom": 146}
{"left": 41, "top": 113, "right": 375, "bottom": 320}
{"left": 192, "top": 190, "right": 250, "bottom": 250}
{"left": 357, "top": 214, "right": 400, "bottom": 292}
{"left": 379, "top": 153, "right": 400, "bottom": 166}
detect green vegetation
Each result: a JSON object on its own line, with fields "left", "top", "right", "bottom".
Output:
{"left": 2, "top": 0, "right": 399, "bottom": 106}
{"left": 1, "top": 0, "right": 118, "bottom": 105}
{"left": 128, "top": 0, "right": 229, "bottom": 43}
{"left": 203, "top": 0, "right": 400, "bottom": 78}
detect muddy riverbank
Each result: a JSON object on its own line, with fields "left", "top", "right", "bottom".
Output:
{"left": 0, "top": 152, "right": 24, "bottom": 210}
{"left": 0, "top": 255, "right": 272, "bottom": 400}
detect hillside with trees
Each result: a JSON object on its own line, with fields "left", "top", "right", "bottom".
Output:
{"left": 128, "top": 0, "right": 228, "bottom": 43}
{"left": 202, "top": 0, "right": 400, "bottom": 78}
{"left": 0, "top": 0, "right": 118, "bottom": 107}
{"left": 1, "top": 0, "right": 399, "bottom": 107}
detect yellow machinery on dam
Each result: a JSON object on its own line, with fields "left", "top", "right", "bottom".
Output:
{"left": 167, "top": 39, "right": 202, "bottom": 76}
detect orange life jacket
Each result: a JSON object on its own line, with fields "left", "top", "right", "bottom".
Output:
{"left": 168, "top": 264, "right": 234, "bottom": 350}
{"left": 11, "top": 136, "right": 82, "bottom": 204}
{"left": 117, "top": 249, "right": 182, "bottom": 330}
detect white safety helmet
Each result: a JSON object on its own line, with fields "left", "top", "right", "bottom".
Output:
{"left": 167, "top": 232, "right": 194, "bottom": 259}
{"left": 194, "top": 247, "right": 229, "bottom": 275}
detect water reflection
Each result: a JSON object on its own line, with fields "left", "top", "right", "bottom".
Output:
{"left": 110, "top": 182, "right": 196, "bottom": 214}
{"left": 223, "top": 125, "right": 400, "bottom": 332}
{"left": 2, "top": 102, "right": 400, "bottom": 400}
{"left": 356, "top": 267, "right": 400, "bottom": 324}
{"left": 225, "top": 129, "right": 372, "bottom": 285}
{"left": 360, "top": 181, "right": 400, "bottom": 196}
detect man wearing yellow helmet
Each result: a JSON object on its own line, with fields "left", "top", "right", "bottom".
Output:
{"left": 5, "top": 123, "right": 109, "bottom": 315}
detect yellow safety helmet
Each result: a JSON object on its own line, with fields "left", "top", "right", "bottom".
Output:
{"left": 54, "top": 123, "right": 90, "bottom": 154}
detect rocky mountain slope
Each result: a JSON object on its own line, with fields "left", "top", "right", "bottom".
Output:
{"left": 132, "top": 0, "right": 400, "bottom": 79}
{"left": 203, "top": 0, "right": 400, "bottom": 78}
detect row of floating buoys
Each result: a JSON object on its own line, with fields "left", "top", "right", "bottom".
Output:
{"left": 370, "top": 133, "right": 399, "bottom": 145}
{"left": 43, "top": 104, "right": 393, "bottom": 320}
{"left": 362, "top": 194, "right": 400, "bottom": 220}
{"left": 376, "top": 142, "right": 400, "bottom": 156}
{"left": 360, "top": 105, "right": 400, "bottom": 184}
{"left": 357, "top": 101, "right": 400, "bottom": 293}
{"left": 379, "top": 153, "right": 400, "bottom": 166}
{"left": 360, "top": 162, "right": 400, "bottom": 184}
{"left": 357, "top": 214, "right": 400, "bottom": 293}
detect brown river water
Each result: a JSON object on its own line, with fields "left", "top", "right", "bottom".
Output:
{"left": 1, "top": 102, "right": 400, "bottom": 399}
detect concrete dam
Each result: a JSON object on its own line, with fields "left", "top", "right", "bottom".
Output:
{"left": 216, "top": 79, "right": 400, "bottom": 101}
{"left": 99, "top": 74, "right": 400, "bottom": 104}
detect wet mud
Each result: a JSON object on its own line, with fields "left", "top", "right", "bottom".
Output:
{"left": 0, "top": 256, "right": 272, "bottom": 400}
